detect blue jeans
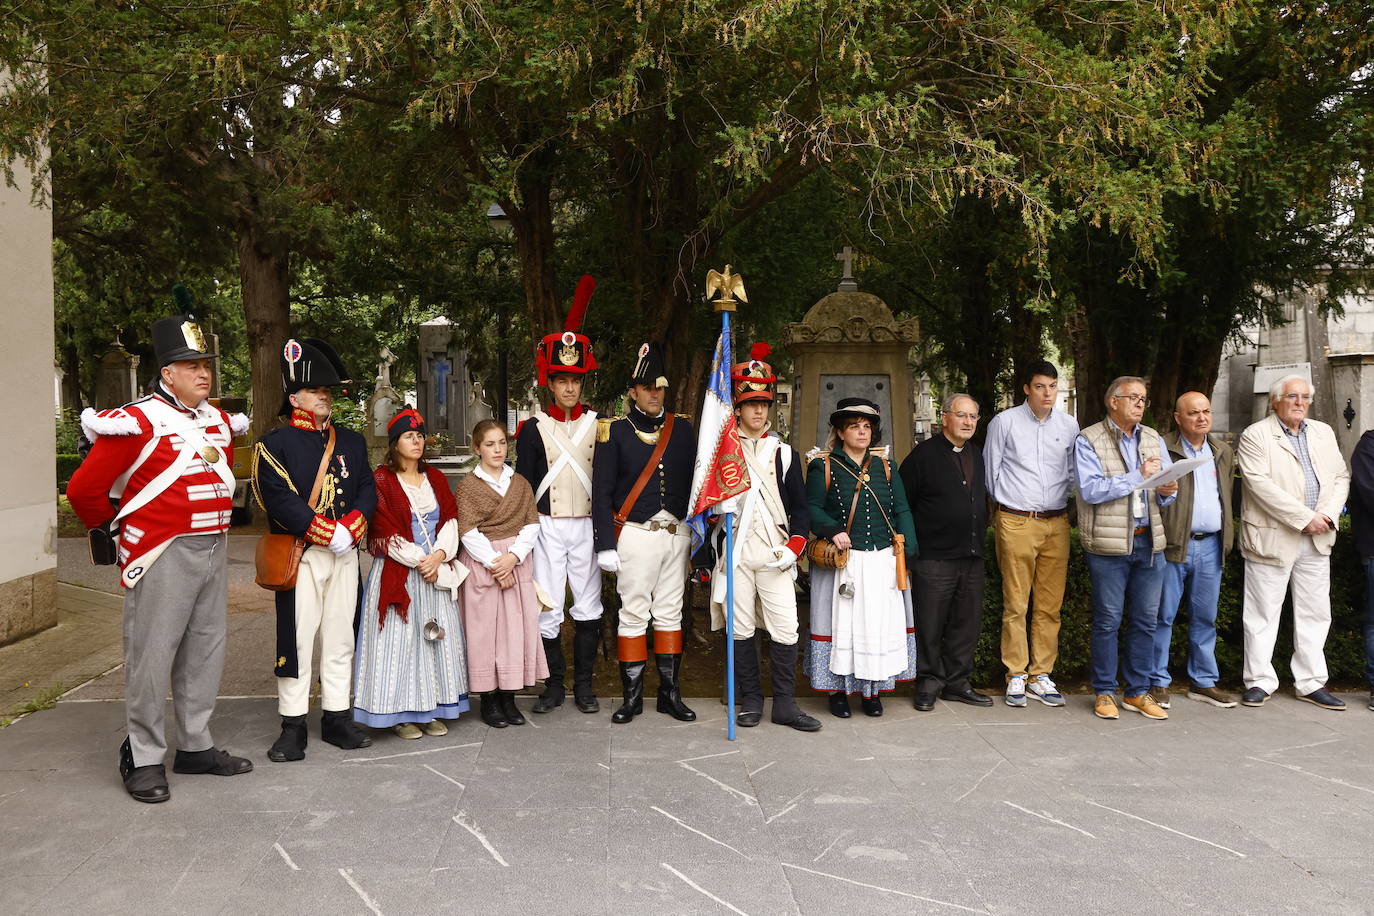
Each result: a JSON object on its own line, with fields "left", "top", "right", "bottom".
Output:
{"left": 1155, "top": 533, "right": 1223, "bottom": 688}
{"left": 1364, "top": 559, "right": 1374, "bottom": 690}
{"left": 1085, "top": 533, "right": 1164, "bottom": 697}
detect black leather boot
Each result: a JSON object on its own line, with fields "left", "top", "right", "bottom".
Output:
{"left": 480, "top": 692, "right": 509, "bottom": 728}
{"left": 119, "top": 737, "right": 169, "bottom": 803}
{"left": 769, "top": 641, "right": 821, "bottom": 732}
{"left": 611, "top": 661, "right": 646, "bottom": 724}
{"left": 499, "top": 691, "right": 526, "bottom": 726}
{"left": 267, "top": 715, "right": 308, "bottom": 762}
{"left": 655, "top": 653, "right": 697, "bottom": 721}
{"left": 533, "top": 636, "right": 566, "bottom": 713}
{"left": 571, "top": 618, "right": 601, "bottom": 713}
{"left": 321, "top": 709, "right": 373, "bottom": 750}
{"left": 734, "top": 637, "right": 764, "bottom": 727}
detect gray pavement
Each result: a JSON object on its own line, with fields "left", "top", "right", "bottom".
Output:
{"left": 3, "top": 688, "right": 1374, "bottom": 915}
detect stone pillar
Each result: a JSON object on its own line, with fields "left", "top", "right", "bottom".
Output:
{"left": 0, "top": 87, "right": 57, "bottom": 645}
{"left": 782, "top": 286, "right": 920, "bottom": 463}
{"left": 94, "top": 344, "right": 140, "bottom": 410}
{"left": 1326, "top": 353, "right": 1374, "bottom": 461}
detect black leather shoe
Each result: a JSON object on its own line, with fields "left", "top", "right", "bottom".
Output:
{"left": 267, "top": 715, "right": 308, "bottom": 762}
{"left": 860, "top": 696, "right": 883, "bottom": 717}
{"left": 173, "top": 747, "right": 253, "bottom": 776}
{"left": 827, "top": 693, "right": 851, "bottom": 718}
{"left": 1241, "top": 686, "right": 1269, "bottom": 707}
{"left": 736, "top": 709, "right": 763, "bottom": 727}
{"left": 1298, "top": 688, "right": 1346, "bottom": 710}
{"left": 940, "top": 686, "right": 994, "bottom": 708}
{"left": 321, "top": 709, "right": 373, "bottom": 749}
{"left": 119, "top": 738, "right": 169, "bottom": 804}
{"left": 914, "top": 693, "right": 936, "bottom": 712}
{"left": 499, "top": 691, "right": 527, "bottom": 725}
{"left": 480, "top": 692, "right": 509, "bottom": 728}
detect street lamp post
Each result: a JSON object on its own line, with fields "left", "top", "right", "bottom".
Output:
{"left": 486, "top": 203, "right": 512, "bottom": 429}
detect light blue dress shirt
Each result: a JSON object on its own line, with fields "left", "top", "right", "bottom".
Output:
{"left": 983, "top": 402, "right": 1079, "bottom": 512}
{"left": 1075, "top": 419, "right": 1176, "bottom": 525}
{"left": 1181, "top": 436, "right": 1222, "bottom": 535}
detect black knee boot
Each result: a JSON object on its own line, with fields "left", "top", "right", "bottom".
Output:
{"left": 571, "top": 618, "right": 601, "bottom": 713}
{"left": 321, "top": 709, "right": 373, "bottom": 750}
{"left": 268, "top": 715, "right": 309, "bottom": 762}
{"left": 769, "top": 641, "right": 821, "bottom": 731}
{"left": 734, "top": 637, "right": 764, "bottom": 727}
{"left": 655, "top": 653, "right": 697, "bottom": 722}
{"left": 533, "top": 636, "right": 566, "bottom": 713}
{"left": 612, "top": 662, "right": 646, "bottom": 724}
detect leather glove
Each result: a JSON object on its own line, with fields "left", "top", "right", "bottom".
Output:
{"left": 597, "top": 549, "right": 621, "bottom": 573}
{"left": 328, "top": 523, "right": 353, "bottom": 557}
{"left": 765, "top": 547, "right": 797, "bottom": 571}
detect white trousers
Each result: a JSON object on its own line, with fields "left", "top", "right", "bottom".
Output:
{"left": 711, "top": 530, "right": 799, "bottom": 644}
{"left": 533, "top": 515, "right": 603, "bottom": 639}
{"left": 615, "top": 520, "right": 688, "bottom": 637}
{"left": 1242, "top": 537, "right": 1331, "bottom": 695}
{"left": 278, "top": 547, "right": 359, "bottom": 716}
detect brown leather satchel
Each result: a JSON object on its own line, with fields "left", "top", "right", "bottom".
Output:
{"left": 255, "top": 425, "right": 336, "bottom": 591}
{"left": 613, "top": 413, "right": 675, "bottom": 543}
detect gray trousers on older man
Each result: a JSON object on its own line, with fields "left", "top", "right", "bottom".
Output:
{"left": 123, "top": 533, "right": 228, "bottom": 767}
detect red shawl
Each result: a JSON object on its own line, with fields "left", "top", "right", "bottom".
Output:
{"left": 368, "top": 465, "right": 459, "bottom": 628}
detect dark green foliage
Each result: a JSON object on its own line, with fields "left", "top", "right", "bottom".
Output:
{"left": 55, "top": 455, "right": 81, "bottom": 492}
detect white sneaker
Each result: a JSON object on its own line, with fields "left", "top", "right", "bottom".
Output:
{"left": 1027, "top": 674, "right": 1066, "bottom": 707}
{"left": 1006, "top": 675, "right": 1027, "bottom": 707}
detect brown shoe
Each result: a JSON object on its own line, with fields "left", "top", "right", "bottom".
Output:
{"left": 1187, "top": 686, "right": 1238, "bottom": 708}
{"left": 1094, "top": 694, "right": 1119, "bottom": 719}
{"left": 1123, "top": 694, "right": 1168, "bottom": 720}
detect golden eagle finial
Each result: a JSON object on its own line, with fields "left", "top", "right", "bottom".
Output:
{"left": 705, "top": 265, "right": 747, "bottom": 311}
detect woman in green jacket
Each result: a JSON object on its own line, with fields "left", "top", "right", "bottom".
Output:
{"left": 803, "top": 398, "right": 919, "bottom": 718}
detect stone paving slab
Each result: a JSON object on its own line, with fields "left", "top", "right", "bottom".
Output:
{"left": 2, "top": 691, "right": 1373, "bottom": 915}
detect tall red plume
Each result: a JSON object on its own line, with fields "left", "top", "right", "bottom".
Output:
{"left": 564, "top": 275, "right": 596, "bottom": 332}
{"left": 749, "top": 342, "right": 772, "bottom": 361}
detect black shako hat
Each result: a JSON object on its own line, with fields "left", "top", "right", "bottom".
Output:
{"left": 628, "top": 342, "right": 669, "bottom": 389}
{"left": 278, "top": 337, "right": 352, "bottom": 415}
{"left": 151, "top": 287, "right": 217, "bottom": 367}
{"left": 829, "top": 397, "right": 883, "bottom": 442}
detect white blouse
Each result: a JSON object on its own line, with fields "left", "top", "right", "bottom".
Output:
{"left": 460, "top": 463, "right": 541, "bottom": 569}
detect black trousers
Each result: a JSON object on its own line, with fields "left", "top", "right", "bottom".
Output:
{"left": 912, "top": 556, "right": 985, "bottom": 695}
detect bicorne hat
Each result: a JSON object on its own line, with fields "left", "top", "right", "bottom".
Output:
{"left": 277, "top": 337, "right": 351, "bottom": 415}
{"left": 730, "top": 342, "right": 777, "bottom": 405}
{"left": 536, "top": 275, "right": 598, "bottom": 386}
{"left": 628, "top": 342, "right": 669, "bottom": 389}
{"left": 151, "top": 286, "right": 218, "bottom": 367}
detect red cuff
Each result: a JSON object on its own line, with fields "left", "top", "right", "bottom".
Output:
{"left": 343, "top": 510, "right": 367, "bottom": 544}
{"left": 305, "top": 515, "right": 338, "bottom": 547}
{"left": 786, "top": 535, "right": 807, "bottom": 558}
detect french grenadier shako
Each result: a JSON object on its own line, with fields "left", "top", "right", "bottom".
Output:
{"left": 252, "top": 337, "right": 377, "bottom": 761}
{"left": 592, "top": 342, "right": 698, "bottom": 723}
{"left": 515, "top": 275, "right": 605, "bottom": 715}
{"left": 67, "top": 292, "right": 253, "bottom": 803}
{"left": 710, "top": 343, "right": 821, "bottom": 731}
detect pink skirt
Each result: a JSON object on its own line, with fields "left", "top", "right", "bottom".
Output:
{"left": 460, "top": 535, "right": 548, "bottom": 692}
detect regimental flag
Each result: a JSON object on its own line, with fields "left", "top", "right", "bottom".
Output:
{"left": 687, "top": 312, "right": 751, "bottom": 555}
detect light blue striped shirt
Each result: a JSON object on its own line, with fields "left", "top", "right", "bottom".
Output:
{"left": 984, "top": 402, "right": 1079, "bottom": 512}
{"left": 1181, "top": 436, "right": 1222, "bottom": 535}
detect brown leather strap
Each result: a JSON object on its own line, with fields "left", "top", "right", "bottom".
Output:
{"left": 614, "top": 413, "right": 675, "bottom": 541}
{"left": 308, "top": 425, "right": 337, "bottom": 511}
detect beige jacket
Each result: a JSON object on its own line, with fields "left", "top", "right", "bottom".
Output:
{"left": 1237, "top": 415, "right": 1349, "bottom": 567}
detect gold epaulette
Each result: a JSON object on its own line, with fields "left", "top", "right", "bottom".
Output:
{"left": 597, "top": 417, "right": 618, "bottom": 443}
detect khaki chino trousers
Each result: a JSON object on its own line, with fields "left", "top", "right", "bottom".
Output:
{"left": 994, "top": 512, "right": 1069, "bottom": 680}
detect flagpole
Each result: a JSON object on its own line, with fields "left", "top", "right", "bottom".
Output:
{"left": 721, "top": 309, "right": 737, "bottom": 741}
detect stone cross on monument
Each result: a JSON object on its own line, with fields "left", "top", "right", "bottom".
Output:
{"left": 835, "top": 246, "right": 859, "bottom": 292}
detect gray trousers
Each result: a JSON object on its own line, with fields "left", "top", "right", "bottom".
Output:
{"left": 123, "top": 533, "right": 228, "bottom": 767}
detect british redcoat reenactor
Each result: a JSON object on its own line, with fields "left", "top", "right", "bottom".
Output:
{"left": 710, "top": 343, "right": 821, "bottom": 732}
{"left": 514, "top": 275, "right": 604, "bottom": 714}
{"left": 67, "top": 298, "right": 253, "bottom": 803}
{"left": 252, "top": 338, "right": 377, "bottom": 761}
{"left": 592, "top": 342, "right": 698, "bottom": 723}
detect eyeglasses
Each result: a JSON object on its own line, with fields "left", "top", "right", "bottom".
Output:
{"left": 1281, "top": 392, "right": 1313, "bottom": 403}
{"left": 943, "top": 411, "right": 980, "bottom": 421}
{"left": 1113, "top": 394, "right": 1150, "bottom": 407}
